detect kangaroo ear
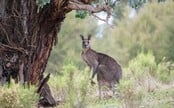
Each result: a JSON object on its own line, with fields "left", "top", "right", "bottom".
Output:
{"left": 88, "top": 34, "right": 91, "bottom": 40}
{"left": 80, "top": 34, "right": 84, "bottom": 40}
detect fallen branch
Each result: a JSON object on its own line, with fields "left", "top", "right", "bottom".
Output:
{"left": 37, "top": 73, "right": 58, "bottom": 107}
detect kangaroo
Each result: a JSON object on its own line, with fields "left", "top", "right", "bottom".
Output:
{"left": 80, "top": 34, "right": 122, "bottom": 99}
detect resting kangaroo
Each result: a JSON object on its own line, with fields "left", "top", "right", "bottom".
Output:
{"left": 80, "top": 34, "right": 122, "bottom": 98}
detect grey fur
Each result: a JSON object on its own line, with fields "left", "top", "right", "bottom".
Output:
{"left": 80, "top": 34, "right": 122, "bottom": 99}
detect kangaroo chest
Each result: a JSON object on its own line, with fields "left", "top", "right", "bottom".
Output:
{"left": 81, "top": 51, "right": 90, "bottom": 65}
{"left": 81, "top": 49, "right": 98, "bottom": 67}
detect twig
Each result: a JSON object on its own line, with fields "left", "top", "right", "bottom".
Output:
{"left": 0, "top": 24, "right": 11, "bottom": 43}
{"left": 92, "top": 13, "right": 114, "bottom": 28}
{"left": 0, "top": 43, "right": 28, "bottom": 55}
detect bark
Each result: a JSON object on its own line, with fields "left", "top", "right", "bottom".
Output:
{"left": 0, "top": 0, "right": 69, "bottom": 106}
{"left": 0, "top": 0, "right": 68, "bottom": 84}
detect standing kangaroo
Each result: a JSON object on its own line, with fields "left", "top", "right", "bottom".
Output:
{"left": 80, "top": 34, "right": 122, "bottom": 98}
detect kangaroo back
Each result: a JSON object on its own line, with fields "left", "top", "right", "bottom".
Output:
{"left": 97, "top": 53, "right": 122, "bottom": 83}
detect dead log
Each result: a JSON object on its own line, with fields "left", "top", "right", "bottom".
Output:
{"left": 37, "top": 73, "right": 58, "bottom": 107}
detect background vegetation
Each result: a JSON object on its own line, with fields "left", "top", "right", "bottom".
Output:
{"left": 0, "top": 1, "right": 174, "bottom": 108}
{"left": 47, "top": 1, "right": 174, "bottom": 107}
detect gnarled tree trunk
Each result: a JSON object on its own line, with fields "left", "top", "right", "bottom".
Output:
{"left": 0, "top": 0, "right": 70, "bottom": 84}
{"left": 0, "top": 0, "right": 70, "bottom": 106}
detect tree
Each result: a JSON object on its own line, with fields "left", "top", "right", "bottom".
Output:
{"left": 0, "top": 0, "right": 114, "bottom": 106}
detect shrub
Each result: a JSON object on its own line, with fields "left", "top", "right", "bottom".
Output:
{"left": 0, "top": 81, "right": 39, "bottom": 108}
{"left": 156, "top": 58, "right": 174, "bottom": 83}
{"left": 119, "top": 51, "right": 174, "bottom": 108}
{"left": 128, "top": 51, "right": 157, "bottom": 78}
{"left": 127, "top": 51, "right": 174, "bottom": 83}
{"left": 48, "top": 62, "right": 90, "bottom": 108}
{"left": 118, "top": 79, "right": 136, "bottom": 108}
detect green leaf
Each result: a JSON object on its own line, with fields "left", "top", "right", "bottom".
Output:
{"left": 75, "top": 10, "right": 88, "bottom": 19}
{"left": 36, "top": 0, "right": 50, "bottom": 12}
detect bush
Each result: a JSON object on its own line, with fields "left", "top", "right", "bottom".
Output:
{"left": 118, "top": 51, "right": 174, "bottom": 108}
{"left": 127, "top": 51, "right": 174, "bottom": 83}
{"left": 118, "top": 79, "right": 136, "bottom": 108}
{"left": 48, "top": 61, "right": 90, "bottom": 108}
{"left": 0, "top": 81, "right": 39, "bottom": 108}
{"left": 156, "top": 58, "right": 174, "bottom": 83}
{"left": 128, "top": 51, "right": 157, "bottom": 78}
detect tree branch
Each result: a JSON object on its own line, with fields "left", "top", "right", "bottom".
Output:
{"left": 67, "top": 1, "right": 111, "bottom": 13}
{"left": 91, "top": 13, "right": 114, "bottom": 28}
{"left": 67, "top": 0, "right": 113, "bottom": 26}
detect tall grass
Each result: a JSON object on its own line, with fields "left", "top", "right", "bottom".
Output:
{"left": 0, "top": 80, "right": 39, "bottom": 108}
{"left": 48, "top": 51, "right": 174, "bottom": 108}
{"left": 48, "top": 62, "right": 91, "bottom": 108}
{"left": 118, "top": 51, "right": 174, "bottom": 108}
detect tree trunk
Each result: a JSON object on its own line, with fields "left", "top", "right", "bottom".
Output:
{"left": 0, "top": 0, "right": 70, "bottom": 106}
{"left": 0, "top": 0, "right": 69, "bottom": 84}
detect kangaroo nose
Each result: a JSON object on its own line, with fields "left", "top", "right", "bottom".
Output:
{"left": 85, "top": 43, "right": 88, "bottom": 46}
{"left": 83, "top": 44, "right": 88, "bottom": 48}
{"left": 83, "top": 43, "right": 89, "bottom": 48}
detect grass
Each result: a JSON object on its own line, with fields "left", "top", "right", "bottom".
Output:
{"left": 0, "top": 52, "right": 173, "bottom": 108}
{"left": 48, "top": 52, "right": 174, "bottom": 108}
{"left": 0, "top": 80, "right": 39, "bottom": 108}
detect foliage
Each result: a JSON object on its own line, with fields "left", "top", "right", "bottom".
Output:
{"left": 75, "top": 10, "right": 88, "bottom": 19}
{"left": 129, "top": 0, "right": 147, "bottom": 9}
{"left": 36, "top": 0, "right": 50, "bottom": 11}
{"left": 47, "top": 51, "right": 174, "bottom": 108}
{"left": 156, "top": 58, "right": 174, "bottom": 83}
{"left": 112, "top": 3, "right": 126, "bottom": 23}
{"left": 48, "top": 62, "right": 90, "bottom": 108}
{"left": 118, "top": 51, "right": 174, "bottom": 107}
{"left": 127, "top": 51, "right": 174, "bottom": 83}
{"left": 118, "top": 79, "right": 136, "bottom": 108}
{"left": 0, "top": 81, "right": 39, "bottom": 108}
{"left": 101, "top": 1, "right": 174, "bottom": 64}
{"left": 128, "top": 51, "right": 157, "bottom": 78}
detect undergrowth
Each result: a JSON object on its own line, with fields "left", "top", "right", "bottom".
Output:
{"left": 0, "top": 81, "right": 39, "bottom": 108}
{"left": 48, "top": 51, "right": 174, "bottom": 108}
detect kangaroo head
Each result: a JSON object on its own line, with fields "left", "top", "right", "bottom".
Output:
{"left": 80, "top": 34, "right": 91, "bottom": 49}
